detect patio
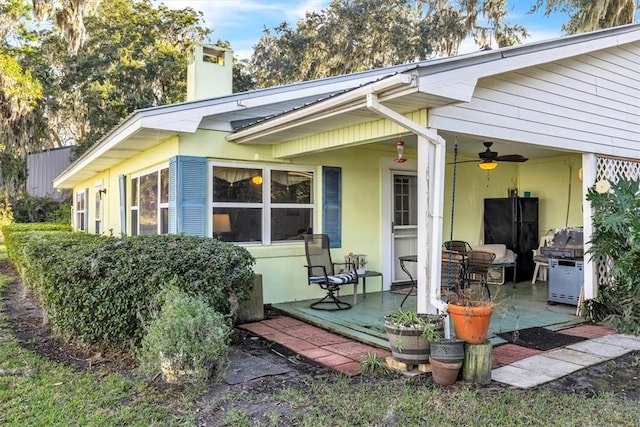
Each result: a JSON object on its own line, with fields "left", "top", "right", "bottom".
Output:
{"left": 272, "top": 280, "right": 584, "bottom": 350}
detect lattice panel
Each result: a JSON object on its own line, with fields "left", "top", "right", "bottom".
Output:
{"left": 596, "top": 157, "right": 640, "bottom": 183}
{"left": 594, "top": 156, "right": 640, "bottom": 291}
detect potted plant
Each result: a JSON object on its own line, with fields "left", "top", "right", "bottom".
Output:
{"left": 139, "top": 287, "right": 232, "bottom": 384}
{"left": 384, "top": 310, "right": 445, "bottom": 364}
{"left": 446, "top": 285, "right": 494, "bottom": 345}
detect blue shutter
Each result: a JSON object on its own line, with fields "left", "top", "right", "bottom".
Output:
{"left": 322, "top": 166, "right": 341, "bottom": 248}
{"left": 169, "top": 158, "right": 178, "bottom": 234}
{"left": 118, "top": 174, "right": 126, "bottom": 235}
{"left": 169, "top": 156, "right": 206, "bottom": 237}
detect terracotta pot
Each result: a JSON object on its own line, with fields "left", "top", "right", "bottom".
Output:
{"left": 429, "top": 356, "right": 462, "bottom": 386}
{"left": 448, "top": 302, "right": 494, "bottom": 344}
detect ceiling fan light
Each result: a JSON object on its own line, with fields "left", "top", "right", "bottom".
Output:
{"left": 478, "top": 161, "right": 498, "bottom": 170}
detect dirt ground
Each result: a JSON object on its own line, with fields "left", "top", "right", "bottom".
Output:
{"left": 2, "top": 258, "right": 639, "bottom": 424}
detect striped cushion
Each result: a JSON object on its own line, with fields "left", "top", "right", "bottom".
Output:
{"left": 309, "top": 273, "right": 356, "bottom": 284}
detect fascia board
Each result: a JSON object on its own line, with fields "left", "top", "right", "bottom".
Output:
{"left": 53, "top": 119, "right": 142, "bottom": 188}
{"left": 419, "top": 28, "right": 640, "bottom": 94}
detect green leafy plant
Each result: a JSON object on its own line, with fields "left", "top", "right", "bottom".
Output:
{"left": 359, "top": 352, "right": 389, "bottom": 375}
{"left": 585, "top": 178, "right": 640, "bottom": 335}
{"left": 138, "top": 287, "right": 231, "bottom": 384}
{"left": 384, "top": 310, "right": 444, "bottom": 342}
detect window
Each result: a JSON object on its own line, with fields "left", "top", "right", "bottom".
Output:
{"left": 130, "top": 167, "right": 169, "bottom": 235}
{"left": 95, "top": 185, "right": 104, "bottom": 234}
{"left": 211, "top": 164, "right": 314, "bottom": 244}
{"left": 75, "top": 190, "right": 87, "bottom": 231}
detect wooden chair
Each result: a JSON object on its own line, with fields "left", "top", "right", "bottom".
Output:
{"left": 303, "top": 234, "right": 358, "bottom": 310}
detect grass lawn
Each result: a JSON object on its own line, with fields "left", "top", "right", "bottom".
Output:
{"left": 1, "top": 242, "right": 639, "bottom": 426}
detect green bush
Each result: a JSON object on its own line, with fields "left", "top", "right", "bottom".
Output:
{"left": 2, "top": 223, "right": 75, "bottom": 277}
{"left": 3, "top": 230, "right": 255, "bottom": 349}
{"left": 138, "top": 287, "right": 231, "bottom": 384}
{"left": 11, "top": 193, "right": 72, "bottom": 224}
{"left": 585, "top": 178, "right": 640, "bottom": 335}
{"left": 0, "top": 193, "right": 13, "bottom": 234}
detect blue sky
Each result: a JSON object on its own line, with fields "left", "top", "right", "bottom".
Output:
{"left": 160, "top": 1, "right": 573, "bottom": 59}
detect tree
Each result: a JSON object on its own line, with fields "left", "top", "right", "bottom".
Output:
{"left": 31, "top": 0, "right": 101, "bottom": 54}
{"left": 37, "top": 0, "right": 210, "bottom": 154}
{"left": 0, "top": 1, "right": 45, "bottom": 197}
{"left": 532, "top": 0, "right": 638, "bottom": 34}
{"left": 250, "top": 0, "right": 529, "bottom": 88}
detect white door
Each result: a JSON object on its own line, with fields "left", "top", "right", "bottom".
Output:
{"left": 392, "top": 172, "right": 418, "bottom": 283}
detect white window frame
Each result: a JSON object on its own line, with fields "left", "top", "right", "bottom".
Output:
{"left": 94, "top": 182, "right": 104, "bottom": 234}
{"left": 130, "top": 165, "right": 169, "bottom": 236}
{"left": 75, "top": 189, "right": 87, "bottom": 232}
{"left": 210, "top": 161, "right": 315, "bottom": 245}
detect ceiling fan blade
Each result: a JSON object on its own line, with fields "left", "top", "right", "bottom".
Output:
{"left": 495, "top": 154, "right": 528, "bottom": 162}
{"left": 447, "top": 159, "right": 483, "bottom": 165}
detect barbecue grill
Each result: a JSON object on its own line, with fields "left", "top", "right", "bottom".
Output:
{"left": 541, "top": 227, "right": 584, "bottom": 306}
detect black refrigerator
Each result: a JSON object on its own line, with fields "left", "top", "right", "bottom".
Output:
{"left": 483, "top": 197, "right": 539, "bottom": 282}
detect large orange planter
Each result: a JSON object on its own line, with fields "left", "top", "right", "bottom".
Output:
{"left": 447, "top": 302, "right": 494, "bottom": 344}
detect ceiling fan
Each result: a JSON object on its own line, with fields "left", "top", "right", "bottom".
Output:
{"left": 458, "top": 141, "right": 528, "bottom": 170}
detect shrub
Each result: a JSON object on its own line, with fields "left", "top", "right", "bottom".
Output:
{"left": 11, "top": 193, "right": 72, "bottom": 224}
{"left": 138, "top": 287, "right": 231, "bottom": 384}
{"left": 0, "top": 193, "right": 13, "bottom": 235}
{"left": 585, "top": 178, "right": 640, "bottom": 335}
{"left": 3, "top": 230, "right": 255, "bottom": 350}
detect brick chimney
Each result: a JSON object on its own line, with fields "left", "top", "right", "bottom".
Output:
{"left": 187, "top": 44, "right": 233, "bottom": 101}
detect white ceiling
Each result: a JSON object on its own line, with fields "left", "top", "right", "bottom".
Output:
{"left": 378, "top": 130, "right": 577, "bottom": 163}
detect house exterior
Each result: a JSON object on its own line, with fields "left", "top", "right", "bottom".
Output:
{"left": 54, "top": 24, "right": 640, "bottom": 313}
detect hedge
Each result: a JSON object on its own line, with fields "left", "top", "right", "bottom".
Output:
{"left": 3, "top": 229, "right": 255, "bottom": 349}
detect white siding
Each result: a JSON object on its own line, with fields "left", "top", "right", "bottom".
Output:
{"left": 430, "top": 43, "right": 640, "bottom": 158}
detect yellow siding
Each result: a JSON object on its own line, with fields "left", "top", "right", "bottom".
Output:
{"left": 247, "top": 144, "right": 398, "bottom": 304}
{"left": 180, "top": 130, "right": 290, "bottom": 164}
{"left": 68, "top": 119, "right": 584, "bottom": 306}
{"left": 442, "top": 154, "right": 583, "bottom": 247}
{"left": 72, "top": 137, "right": 179, "bottom": 235}
{"left": 273, "top": 110, "right": 427, "bottom": 158}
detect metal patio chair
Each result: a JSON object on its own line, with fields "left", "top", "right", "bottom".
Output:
{"left": 303, "top": 234, "right": 358, "bottom": 311}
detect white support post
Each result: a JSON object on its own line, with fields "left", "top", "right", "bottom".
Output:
{"left": 581, "top": 153, "right": 597, "bottom": 300}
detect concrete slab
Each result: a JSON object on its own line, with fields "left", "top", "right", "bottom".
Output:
{"left": 592, "top": 334, "right": 640, "bottom": 350}
{"left": 225, "top": 348, "right": 292, "bottom": 385}
{"left": 544, "top": 348, "right": 607, "bottom": 367}
{"left": 512, "top": 354, "right": 583, "bottom": 377}
{"left": 566, "top": 340, "right": 631, "bottom": 358}
{"left": 491, "top": 365, "right": 555, "bottom": 388}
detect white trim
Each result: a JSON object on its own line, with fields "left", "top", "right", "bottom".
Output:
{"left": 209, "top": 161, "right": 315, "bottom": 245}
{"left": 129, "top": 166, "right": 170, "bottom": 235}
{"left": 581, "top": 153, "right": 597, "bottom": 300}
{"left": 381, "top": 157, "right": 417, "bottom": 291}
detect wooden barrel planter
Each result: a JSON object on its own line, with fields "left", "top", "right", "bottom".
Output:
{"left": 385, "top": 322, "right": 429, "bottom": 364}
{"left": 384, "top": 313, "right": 444, "bottom": 365}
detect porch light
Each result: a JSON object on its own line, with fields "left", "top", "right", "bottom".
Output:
{"left": 394, "top": 140, "right": 407, "bottom": 163}
{"left": 478, "top": 161, "right": 497, "bottom": 170}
